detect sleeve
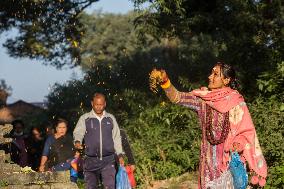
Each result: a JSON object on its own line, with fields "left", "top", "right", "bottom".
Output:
{"left": 42, "top": 136, "right": 54, "bottom": 156}
{"left": 71, "top": 158, "right": 78, "bottom": 171}
{"left": 73, "top": 115, "right": 86, "bottom": 144}
{"left": 120, "top": 129, "right": 135, "bottom": 165}
{"left": 164, "top": 84, "right": 201, "bottom": 112}
{"left": 111, "top": 115, "right": 123, "bottom": 156}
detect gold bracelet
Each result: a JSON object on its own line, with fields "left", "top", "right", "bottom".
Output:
{"left": 161, "top": 79, "right": 171, "bottom": 89}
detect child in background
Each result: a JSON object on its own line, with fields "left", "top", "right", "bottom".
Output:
{"left": 70, "top": 150, "right": 80, "bottom": 183}
{"left": 120, "top": 129, "right": 136, "bottom": 188}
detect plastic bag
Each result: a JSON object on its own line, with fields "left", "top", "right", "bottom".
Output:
{"left": 116, "top": 166, "right": 132, "bottom": 189}
{"left": 125, "top": 165, "right": 136, "bottom": 188}
{"left": 229, "top": 151, "right": 248, "bottom": 189}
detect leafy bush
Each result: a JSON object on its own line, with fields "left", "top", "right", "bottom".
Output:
{"left": 124, "top": 102, "right": 200, "bottom": 186}
{"left": 265, "top": 165, "right": 284, "bottom": 189}
{"left": 249, "top": 97, "right": 284, "bottom": 189}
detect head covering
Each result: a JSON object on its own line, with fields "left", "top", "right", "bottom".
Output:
{"left": 192, "top": 87, "right": 244, "bottom": 113}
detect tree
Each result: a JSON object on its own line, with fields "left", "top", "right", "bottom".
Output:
{"left": 78, "top": 12, "right": 143, "bottom": 70}
{"left": 257, "top": 61, "right": 284, "bottom": 99}
{"left": 43, "top": 12, "right": 283, "bottom": 188}
{"left": 250, "top": 61, "right": 284, "bottom": 188}
{"left": 0, "top": 0, "right": 98, "bottom": 68}
{"left": 133, "top": 0, "right": 284, "bottom": 96}
{"left": 78, "top": 12, "right": 218, "bottom": 93}
{"left": 0, "top": 79, "right": 12, "bottom": 107}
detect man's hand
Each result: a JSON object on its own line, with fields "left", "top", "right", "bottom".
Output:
{"left": 74, "top": 141, "right": 83, "bottom": 149}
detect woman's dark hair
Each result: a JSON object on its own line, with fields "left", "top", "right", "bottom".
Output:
{"left": 215, "top": 62, "right": 239, "bottom": 89}
{"left": 55, "top": 118, "right": 68, "bottom": 128}
{"left": 30, "top": 126, "right": 42, "bottom": 135}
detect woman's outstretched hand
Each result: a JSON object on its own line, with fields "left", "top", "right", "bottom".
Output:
{"left": 149, "top": 69, "right": 169, "bottom": 93}
{"left": 160, "top": 69, "right": 169, "bottom": 84}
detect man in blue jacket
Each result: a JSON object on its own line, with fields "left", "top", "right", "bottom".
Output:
{"left": 73, "top": 93, "right": 124, "bottom": 189}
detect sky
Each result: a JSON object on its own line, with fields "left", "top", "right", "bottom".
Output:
{"left": 0, "top": 0, "right": 135, "bottom": 103}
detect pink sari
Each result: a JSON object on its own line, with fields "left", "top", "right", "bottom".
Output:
{"left": 192, "top": 87, "right": 267, "bottom": 186}
{"left": 164, "top": 85, "right": 267, "bottom": 188}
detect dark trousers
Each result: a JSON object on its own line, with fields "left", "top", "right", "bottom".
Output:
{"left": 84, "top": 155, "right": 116, "bottom": 189}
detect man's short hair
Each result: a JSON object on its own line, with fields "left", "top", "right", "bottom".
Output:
{"left": 92, "top": 93, "right": 106, "bottom": 101}
{"left": 11, "top": 119, "right": 25, "bottom": 128}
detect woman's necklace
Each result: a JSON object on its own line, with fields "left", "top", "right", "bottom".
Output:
{"left": 205, "top": 105, "right": 230, "bottom": 145}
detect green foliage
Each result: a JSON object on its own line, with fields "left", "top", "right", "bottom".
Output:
{"left": 264, "top": 165, "right": 284, "bottom": 189}
{"left": 124, "top": 103, "right": 200, "bottom": 185}
{"left": 252, "top": 59, "right": 284, "bottom": 189}
{"left": 250, "top": 97, "right": 284, "bottom": 166}
{"left": 0, "top": 0, "right": 98, "bottom": 68}
{"left": 133, "top": 0, "right": 284, "bottom": 96}
{"left": 16, "top": 4, "right": 279, "bottom": 187}
{"left": 249, "top": 97, "right": 284, "bottom": 188}
{"left": 78, "top": 13, "right": 222, "bottom": 96}
{"left": 46, "top": 70, "right": 201, "bottom": 186}
{"left": 0, "top": 0, "right": 282, "bottom": 187}
{"left": 257, "top": 61, "right": 284, "bottom": 98}
{"left": 21, "top": 110, "right": 49, "bottom": 133}
{"left": 46, "top": 62, "right": 157, "bottom": 127}
{"left": 41, "top": 11, "right": 284, "bottom": 188}
{"left": 79, "top": 12, "right": 145, "bottom": 70}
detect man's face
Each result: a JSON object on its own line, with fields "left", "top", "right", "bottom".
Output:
{"left": 208, "top": 65, "right": 229, "bottom": 90}
{"left": 91, "top": 97, "right": 106, "bottom": 116}
{"left": 55, "top": 122, "right": 67, "bottom": 136}
{"left": 14, "top": 124, "right": 23, "bottom": 134}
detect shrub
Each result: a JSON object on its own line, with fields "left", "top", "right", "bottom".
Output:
{"left": 249, "top": 97, "right": 284, "bottom": 188}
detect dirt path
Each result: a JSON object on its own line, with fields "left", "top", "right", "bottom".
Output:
{"left": 145, "top": 172, "right": 198, "bottom": 189}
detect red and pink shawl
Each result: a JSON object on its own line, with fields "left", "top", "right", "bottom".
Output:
{"left": 192, "top": 87, "right": 267, "bottom": 185}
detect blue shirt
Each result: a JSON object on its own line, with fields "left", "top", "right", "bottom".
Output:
{"left": 42, "top": 135, "right": 56, "bottom": 156}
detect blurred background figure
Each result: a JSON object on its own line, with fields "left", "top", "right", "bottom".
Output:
{"left": 45, "top": 123, "right": 55, "bottom": 137}
{"left": 10, "top": 119, "right": 28, "bottom": 167}
{"left": 39, "top": 118, "right": 74, "bottom": 173}
{"left": 70, "top": 150, "right": 81, "bottom": 183}
{"left": 26, "top": 126, "right": 45, "bottom": 171}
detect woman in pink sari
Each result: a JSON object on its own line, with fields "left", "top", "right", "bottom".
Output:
{"left": 153, "top": 62, "right": 267, "bottom": 189}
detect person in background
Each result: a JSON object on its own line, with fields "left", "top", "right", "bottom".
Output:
{"left": 39, "top": 118, "right": 74, "bottom": 172}
{"left": 70, "top": 150, "right": 81, "bottom": 183}
{"left": 73, "top": 93, "right": 124, "bottom": 189}
{"left": 120, "top": 129, "right": 135, "bottom": 170}
{"left": 10, "top": 119, "right": 28, "bottom": 167}
{"left": 45, "top": 123, "right": 55, "bottom": 137}
{"left": 26, "top": 126, "right": 45, "bottom": 171}
{"left": 120, "top": 129, "right": 136, "bottom": 188}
